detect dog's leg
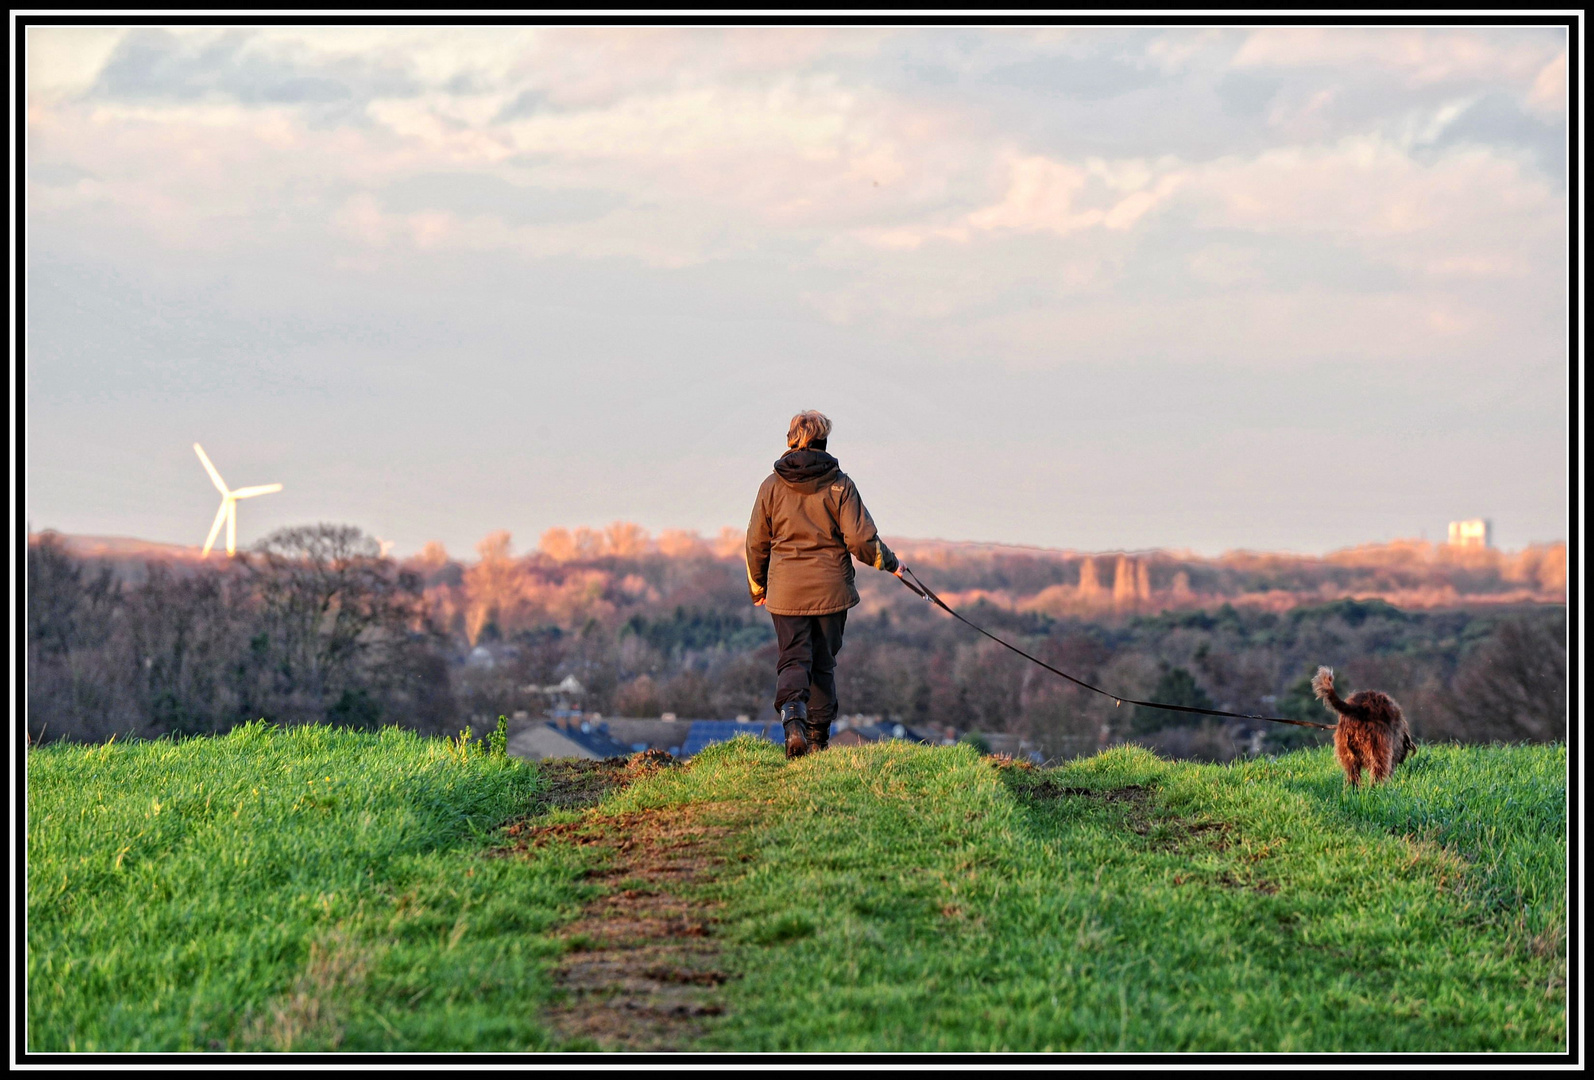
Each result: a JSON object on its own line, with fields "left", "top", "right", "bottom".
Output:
{"left": 1337, "top": 736, "right": 1361, "bottom": 787}
{"left": 1370, "top": 740, "right": 1394, "bottom": 784}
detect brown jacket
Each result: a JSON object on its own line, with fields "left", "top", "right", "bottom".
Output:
{"left": 746, "top": 449, "right": 899, "bottom": 616}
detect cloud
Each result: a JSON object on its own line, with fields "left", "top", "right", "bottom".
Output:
{"left": 1182, "top": 136, "right": 1563, "bottom": 271}
{"left": 907, "top": 282, "right": 1553, "bottom": 373}
{"left": 1229, "top": 27, "right": 1561, "bottom": 89}
{"left": 26, "top": 27, "right": 129, "bottom": 101}
{"left": 27, "top": 28, "right": 1568, "bottom": 338}
{"left": 24, "top": 26, "right": 1569, "bottom": 557}
{"left": 378, "top": 172, "right": 622, "bottom": 226}
{"left": 1528, "top": 50, "right": 1568, "bottom": 112}
{"left": 854, "top": 151, "right": 1183, "bottom": 250}
{"left": 1187, "top": 244, "right": 1264, "bottom": 287}
{"left": 1142, "top": 29, "right": 1234, "bottom": 74}
{"left": 332, "top": 192, "right": 390, "bottom": 248}
{"left": 965, "top": 154, "right": 1184, "bottom": 236}
{"left": 984, "top": 50, "right": 1163, "bottom": 100}
{"left": 86, "top": 27, "right": 422, "bottom": 128}
{"left": 1423, "top": 91, "right": 1565, "bottom": 177}
{"left": 846, "top": 122, "right": 1561, "bottom": 295}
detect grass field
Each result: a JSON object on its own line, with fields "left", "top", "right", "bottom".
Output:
{"left": 27, "top": 726, "right": 1566, "bottom": 1053}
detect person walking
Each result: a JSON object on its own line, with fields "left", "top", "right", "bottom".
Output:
{"left": 746, "top": 410, "right": 907, "bottom": 759}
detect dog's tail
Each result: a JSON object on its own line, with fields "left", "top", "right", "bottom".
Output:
{"left": 1312, "top": 666, "right": 1364, "bottom": 721}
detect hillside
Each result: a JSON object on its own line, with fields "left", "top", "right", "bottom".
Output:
{"left": 25, "top": 533, "right": 208, "bottom": 581}
{"left": 28, "top": 727, "right": 1566, "bottom": 1052}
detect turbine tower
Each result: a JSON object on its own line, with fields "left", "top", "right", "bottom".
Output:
{"left": 194, "top": 443, "right": 283, "bottom": 557}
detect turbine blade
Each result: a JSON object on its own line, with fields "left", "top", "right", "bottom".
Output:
{"left": 201, "top": 500, "right": 228, "bottom": 557}
{"left": 193, "top": 444, "right": 228, "bottom": 495}
{"left": 227, "top": 500, "right": 237, "bottom": 557}
{"left": 229, "top": 484, "right": 283, "bottom": 499}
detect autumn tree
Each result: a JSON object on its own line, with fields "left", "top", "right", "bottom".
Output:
{"left": 713, "top": 526, "right": 743, "bottom": 558}
{"left": 540, "top": 527, "right": 578, "bottom": 562}
{"left": 605, "top": 521, "right": 651, "bottom": 557}
{"left": 657, "top": 529, "right": 708, "bottom": 558}
{"left": 464, "top": 530, "right": 520, "bottom": 644}
{"left": 416, "top": 541, "right": 450, "bottom": 571}
{"left": 573, "top": 527, "right": 605, "bottom": 559}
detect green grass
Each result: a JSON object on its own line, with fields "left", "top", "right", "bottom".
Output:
{"left": 1269, "top": 743, "right": 1567, "bottom": 946}
{"left": 28, "top": 727, "right": 1566, "bottom": 1053}
{"left": 612, "top": 738, "right": 1567, "bottom": 1052}
{"left": 27, "top": 721, "right": 594, "bottom": 1051}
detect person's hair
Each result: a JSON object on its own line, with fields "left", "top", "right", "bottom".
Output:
{"left": 786, "top": 410, "right": 832, "bottom": 450}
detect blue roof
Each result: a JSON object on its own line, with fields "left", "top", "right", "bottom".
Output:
{"left": 559, "top": 725, "right": 632, "bottom": 759}
{"left": 681, "top": 720, "right": 783, "bottom": 758}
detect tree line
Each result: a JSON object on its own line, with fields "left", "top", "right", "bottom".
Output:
{"left": 27, "top": 526, "right": 452, "bottom": 743}
{"left": 26, "top": 525, "right": 1567, "bottom": 760}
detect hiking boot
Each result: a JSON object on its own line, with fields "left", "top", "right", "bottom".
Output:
{"left": 781, "top": 702, "right": 810, "bottom": 759}
{"left": 803, "top": 719, "right": 830, "bottom": 752}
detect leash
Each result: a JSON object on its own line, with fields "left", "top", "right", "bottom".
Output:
{"left": 895, "top": 566, "right": 1337, "bottom": 731}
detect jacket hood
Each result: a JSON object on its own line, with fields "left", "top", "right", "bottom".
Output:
{"left": 774, "top": 448, "right": 840, "bottom": 492}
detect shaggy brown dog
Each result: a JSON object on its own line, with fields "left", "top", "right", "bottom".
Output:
{"left": 1312, "top": 666, "right": 1415, "bottom": 786}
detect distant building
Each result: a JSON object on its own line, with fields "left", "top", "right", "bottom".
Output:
{"left": 519, "top": 674, "right": 585, "bottom": 711}
{"left": 507, "top": 721, "right": 632, "bottom": 761}
{"left": 506, "top": 713, "right": 968, "bottom": 762}
{"left": 1447, "top": 519, "right": 1492, "bottom": 548}
{"left": 836, "top": 715, "right": 959, "bottom": 743}
{"left": 512, "top": 717, "right": 782, "bottom": 759}
{"left": 834, "top": 717, "right": 945, "bottom": 745}
{"left": 598, "top": 718, "right": 694, "bottom": 756}
{"left": 680, "top": 720, "right": 783, "bottom": 756}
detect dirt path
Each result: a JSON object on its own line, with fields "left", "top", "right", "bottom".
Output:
{"left": 497, "top": 754, "right": 747, "bottom": 1051}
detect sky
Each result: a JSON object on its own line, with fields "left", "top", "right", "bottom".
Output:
{"left": 23, "top": 24, "right": 1571, "bottom": 558}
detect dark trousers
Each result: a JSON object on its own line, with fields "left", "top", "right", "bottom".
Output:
{"left": 771, "top": 611, "right": 847, "bottom": 723}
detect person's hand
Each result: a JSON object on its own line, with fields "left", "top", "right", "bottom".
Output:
{"left": 753, "top": 596, "right": 766, "bottom": 607}
{"left": 893, "top": 564, "right": 908, "bottom": 579}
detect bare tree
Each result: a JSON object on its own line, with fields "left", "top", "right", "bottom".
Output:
{"left": 26, "top": 533, "right": 130, "bottom": 742}
{"left": 120, "top": 562, "right": 252, "bottom": 735}
{"left": 27, "top": 532, "right": 118, "bottom": 658}
{"left": 1432, "top": 614, "right": 1567, "bottom": 743}
{"left": 247, "top": 524, "right": 447, "bottom": 729}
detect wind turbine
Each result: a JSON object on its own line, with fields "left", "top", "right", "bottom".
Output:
{"left": 194, "top": 443, "right": 283, "bottom": 557}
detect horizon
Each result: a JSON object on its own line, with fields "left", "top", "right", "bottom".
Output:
{"left": 25, "top": 26, "right": 1570, "bottom": 556}
{"left": 25, "top": 523, "right": 1568, "bottom": 564}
